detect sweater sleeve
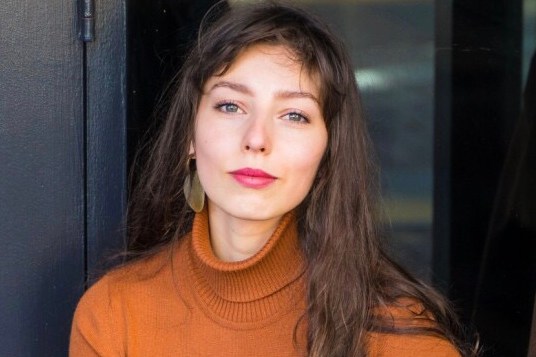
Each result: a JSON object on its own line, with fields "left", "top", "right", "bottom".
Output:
{"left": 69, "top": 276, "right": 124, "bottom": 357}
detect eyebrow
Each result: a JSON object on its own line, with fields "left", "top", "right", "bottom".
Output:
{"left": 210, "top": 81, "right": 252, "bottom": 95}
{"left": 209, "top": 81, "right": 320, "bottom": 105}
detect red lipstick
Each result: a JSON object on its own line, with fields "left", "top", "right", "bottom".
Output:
{"left": 229, "top": 168, "right": 277, "bottom": 189}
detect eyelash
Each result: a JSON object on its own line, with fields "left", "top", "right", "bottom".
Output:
{"left": 214, "top": 100, "right": 242, "bottom": 114}
{"left": 214, "top": 100, "right": 310, "bottom": 124}
{"left": 284, "top": 111, "right": 310, "bottom": 124}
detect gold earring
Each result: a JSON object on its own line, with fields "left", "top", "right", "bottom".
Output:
{"left": 183, "top": 157, "right": 205, "bottom": 212}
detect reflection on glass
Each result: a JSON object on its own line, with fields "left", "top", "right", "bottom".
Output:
{"left": 298, "top": 0, "right": 435, "bottom": 281}
{"left": 523, "top": 0, "right": 536, "bottom": 83}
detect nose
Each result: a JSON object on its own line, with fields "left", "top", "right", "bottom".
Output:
{"left": 242, "top": 114, "right": 272, "bottom": 154}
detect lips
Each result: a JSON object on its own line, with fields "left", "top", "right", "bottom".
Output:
{"left": 229, "top": 168, "right": 277, "bottom": 189}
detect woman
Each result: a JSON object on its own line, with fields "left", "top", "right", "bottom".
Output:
{"left": 70, "top": 2, "right": 477, "bottom": 356}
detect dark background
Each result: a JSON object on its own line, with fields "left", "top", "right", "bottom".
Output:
{"left": 0, "top": 0, "right": 534, "bottom": 356}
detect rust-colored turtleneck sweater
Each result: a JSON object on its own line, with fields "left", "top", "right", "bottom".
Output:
{"left": 70, "top": 209, "right": 460, "bottom": 356}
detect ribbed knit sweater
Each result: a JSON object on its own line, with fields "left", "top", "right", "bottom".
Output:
{"left": 70, "top": 209, "right": 460, "bottom": 356}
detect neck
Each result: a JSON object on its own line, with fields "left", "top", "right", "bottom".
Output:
{"left": 207, "top": 204, "right": 282, "bottom": 262}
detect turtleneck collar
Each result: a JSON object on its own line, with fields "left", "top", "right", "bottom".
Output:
{"left": 184, "top": 207, "right": 306, "bottom": 325}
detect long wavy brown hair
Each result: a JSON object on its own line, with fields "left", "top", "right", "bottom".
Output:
{"left": 126, "top": 1, "right": 479, "bottom": 356}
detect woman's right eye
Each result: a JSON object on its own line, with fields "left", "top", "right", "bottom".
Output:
{"left": 215, "top": 102, "right": 243, "bottom": 114}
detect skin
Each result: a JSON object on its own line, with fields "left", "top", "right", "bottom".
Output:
{"left": 192, "top": 44, "right": 328, "bottom": 262}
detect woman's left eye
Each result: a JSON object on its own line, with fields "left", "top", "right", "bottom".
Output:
{"left": 284, "top": 112, "right": 309, "bottom": 124}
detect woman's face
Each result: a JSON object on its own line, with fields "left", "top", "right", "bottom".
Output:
{"left": 192, "top": 44, "right": 328, "bottom": 225}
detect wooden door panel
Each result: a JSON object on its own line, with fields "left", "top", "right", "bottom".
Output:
{"left": 0, "top": 0, "right": 85, "bottom": 355}
{"left": 86, "top": 0, "right": 127, "bottom": 275}
{"left": 0, "top": 0, "right": 126, "bottom": 354}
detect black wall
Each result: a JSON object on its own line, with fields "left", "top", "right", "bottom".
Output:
{"left": 127, "top": 0, "right": 224, "bottom": 166}
{"left": 435, "top": 0, "right": 535, "bottom": 355}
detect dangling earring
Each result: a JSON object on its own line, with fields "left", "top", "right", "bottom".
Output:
{"left": 183, "top": 156, "right": 205, "bottom": 212}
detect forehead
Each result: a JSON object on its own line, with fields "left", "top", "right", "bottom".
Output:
{"left": 206, "top": 44, "right": 320, "bottom": 94}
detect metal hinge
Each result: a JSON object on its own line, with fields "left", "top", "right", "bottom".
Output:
{"left": 79, "top": 0, "right": 95, "bottom": 42}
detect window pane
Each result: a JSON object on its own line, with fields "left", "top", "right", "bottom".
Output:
{"left": 300, "top": 0, "right": 435, "bottom": 281}
{"left": 523, "top": 0, "right": 536, "bottom": 83}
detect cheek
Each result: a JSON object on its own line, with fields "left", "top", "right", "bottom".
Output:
{"left": 192, "top": 122, "right": 236, "bottom": 191}
{"left": 194, "top": 135, "right": 222, "bottom": 177}
{"left": 194, "top": 115, "right": 224, "bottom": 161}
{"left": 286, "top": 137, "right": 327, "bottom": 183}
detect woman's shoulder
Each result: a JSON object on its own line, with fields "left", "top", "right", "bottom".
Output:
{"left": 70, "top": 244, "right": 186, "bottom": 356}
{"left": 368, "top": 331, "right": 460, "bottom": 357}
{"left": 79, "top": 242, "right": 183, "bottom": 305}
{"left": 367, "top": 298, "right": 461, "bottom": 357}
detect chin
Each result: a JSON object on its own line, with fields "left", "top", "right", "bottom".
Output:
{"left": 230, "top": 207, "right": 286, "bottom": 222}
{"left": 209, "top": 198, "right": 292, "bottom": 223}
